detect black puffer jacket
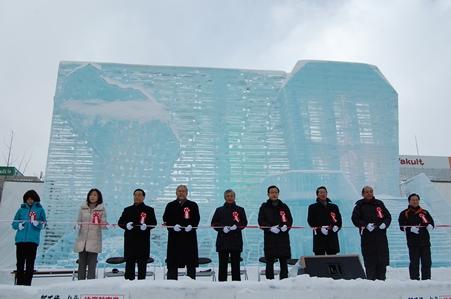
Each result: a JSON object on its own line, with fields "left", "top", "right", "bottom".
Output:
{"left": 258, "top": 199, "right": 293, "bottom": 258}
{"left": 307, "top": 198, "right": 342, "bottom": 254}
{"left": 398, "top": 206, "right": 434, "bottom": 247}
{"left": 351, "top": 198, "right": 391, "bottom": 266}
{"left": 211, "top": 202, "right": 248, "bottom": 252}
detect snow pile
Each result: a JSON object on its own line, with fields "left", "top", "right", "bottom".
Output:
{"left": 1, "top": 267, "right": 451, "bottom": 299}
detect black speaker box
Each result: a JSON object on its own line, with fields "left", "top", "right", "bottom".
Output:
{"left": 298, "top": 254, "right": 366, "bottom": 280}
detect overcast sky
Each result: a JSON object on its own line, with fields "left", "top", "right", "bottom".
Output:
{"left": 1, "top": 0, "right": 450, "bottom": 176}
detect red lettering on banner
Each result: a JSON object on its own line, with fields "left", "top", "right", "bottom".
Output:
{"left": 80, "top": 295, "right": 124, "bottom": 299}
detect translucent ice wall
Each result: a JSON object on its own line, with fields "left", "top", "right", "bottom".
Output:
{"left": 40, "top": 60, "right": 402, "bottom": 267}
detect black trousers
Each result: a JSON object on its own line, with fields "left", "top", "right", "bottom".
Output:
{"left": 124, "top": 257, "right": 147, "bottom": 280}
{"left": 218, "top": 251, "right": 241, "bottom": 281}
{"left": 314, "top": 249, "right": 338, "bottom": 256}
{"left": 265, "top": 256, "right": 288, "bottom": 280}
{"left": 408, "top": 245, "right": 431, "bottom": 280}
{"left": 364, "top": 262, "right": 387, "bottom": 280}
{"left": 167, "top": 264, "right": 196, "bottom": 280}
{"left": 15, "top": 242, "right": 38, "bottom": 286}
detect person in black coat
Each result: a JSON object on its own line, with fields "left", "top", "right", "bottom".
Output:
{"left": 258, "top": 185, "right": 293, "bottom": 280}
{"left": 211, "top": 189, "right": 248, "bottom": 281}
{"left": 118, "top": 189, "right": 157, "bottom": 280}
{"left": 352, "top": 186, "right": 391, "bottom": 280}
{"left": 307, "top": 186, "right": 342, "bottom": 255}
{"left": 398, "top": 193, "right": 435, "bottom": 280}
{"left": 163, "top": 185, "right": 200, "bottom": 280}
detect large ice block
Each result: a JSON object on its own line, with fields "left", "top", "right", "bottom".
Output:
{"left": 40, "top": 60, "right": 404, "bottom": 267}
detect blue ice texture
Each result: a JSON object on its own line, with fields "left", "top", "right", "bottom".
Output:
{"left": 39, "top": 60, "right": 451, "bottom": 268}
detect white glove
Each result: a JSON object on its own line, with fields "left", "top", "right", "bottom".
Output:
{"left": 126, "top": 222, "right": 134, "bottom": 230}
{"left": 185, "top": 224, "right": 193, "bottom": 232}
{"left": 410, "top": 226, "right": 420, "bottom": 234}
{"left": 321, "top": 226, "right": 329, "bottom": 235}
{"left": 140, "top": 223, "right": 147, "bottom": 231}
{"left": 379, "top": 223, "right": 386, "bottom": 230}
{"left": 426, "top": 224, "right": 434, "bottom": 231}
{"left": 280, "top": 224, "right": 288, "bottom": 232}
{"left": 31, "top": 220, "right": 39, "bottom": 227}
{"left": 230, "top": 224, "right": 237, "bottom": 231}
{"left": 332, "top": 225, "right": 339, "bottom": 233}
{"left": 173, "top": 224, "right": 182, "bottom": 232}
{"left": 270, "top": 225, "right": 280, "bottom": 234}
{"left": 18, "top": 222, "right": 25, "bottom": 231}
{"left": 366, "top": 223, "right": 375, "bottom": 232}
{"left": 223, "top": 226, "right": 230, "bottom": 233}
{"left": 74, "top": 223, "right": 81, "bottom": 230}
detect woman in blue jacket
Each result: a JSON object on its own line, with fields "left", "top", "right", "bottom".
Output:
{"left": 11, "top": 190, "right": 46, "bottom": 286}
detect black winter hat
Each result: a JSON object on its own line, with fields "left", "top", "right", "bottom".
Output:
{"left": 23, "top": 190, "right": 40, "bottom": 203}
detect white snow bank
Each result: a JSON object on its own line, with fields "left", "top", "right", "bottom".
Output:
{"left": 1, "top": 267, "right": 451, "bottom": 299}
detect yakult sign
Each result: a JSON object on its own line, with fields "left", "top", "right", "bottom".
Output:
{"left": 399, "top": 155, "right": 451, "bottom": 169}
{"left": 399, "top": 157, "right": 424, "bottom": 166}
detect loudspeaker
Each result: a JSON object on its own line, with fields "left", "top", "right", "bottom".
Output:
{"left": 298, "top": 254, "right": 366, "bottom": 280}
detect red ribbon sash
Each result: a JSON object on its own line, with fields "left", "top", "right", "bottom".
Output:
{"left": 376, "top": 207, "right": 384, "bottom": 219}
{"left": 330, "top": 212, "right": 337, "bottom": 223}
{"left": 280, "top": 210, "right": 287, "bottom": 223}
{"left": 29, "top": 211, "right": 36, "bottom": 221}
{"left": 419, "top": 213, "right": 429, "bottom": 224}
{"left": 232, "top": 211, "right": 240, "bottom": 222}
{"left": 140, "top": 212, "right": 147, "bottom": 224}
{"left": 92, "top": 212, "right": 101, "bottom": 224}
{"left": 184, "top": 207, "right": 191, "bottom": 219}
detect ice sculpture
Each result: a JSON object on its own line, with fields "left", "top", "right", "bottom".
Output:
{"left": 40, "top": 60, "right": 407, "bottom": 267}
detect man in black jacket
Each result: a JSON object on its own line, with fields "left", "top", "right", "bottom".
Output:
{"left": 118, "top": 189, "right": 157, "bottom": 280}
{"left": 398, "top": 193, "right": 435, "bottom": 280}
{"left": 211, "top": 189, "right": 248, "bottom": 281}
{"left": 352, "top": 186, "right": 391, "bottom": 280}
{"left": 258, "top": 185, "right": 293, "bottom": 280}
{"left": 307, "top": 186, "right": 342, "bottom": 255}
{"left": 163, "top": 185, "right": 200, "bottom": 280}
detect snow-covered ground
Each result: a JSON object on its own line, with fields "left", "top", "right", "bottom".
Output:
{"left": 1, "top": 266, "right": 451, "bottom": 299}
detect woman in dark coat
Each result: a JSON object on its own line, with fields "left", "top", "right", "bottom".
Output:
{"left": 307, "top": 186, "right": 342, "bottom": 255}
{"left": 352, "top": 186, "right": 391, "bottom": 281}
{"left": 398, "top": 193, "right": 434, "bottom": 280}
{"left": 118, "top": 188, "right": 157, "bottom": 280}
{"left": 163, "top": 185, "right": 200, "bottom": 280}
{"left": 211, "top": 189, "right": 248, "bottom": 281}
{"left": 258, "top": 185, "right": 293, "bottom": 280}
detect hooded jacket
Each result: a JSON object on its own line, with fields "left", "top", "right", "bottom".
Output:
{"left": 11, "top": 202, "right": 46, "bottom": 245}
